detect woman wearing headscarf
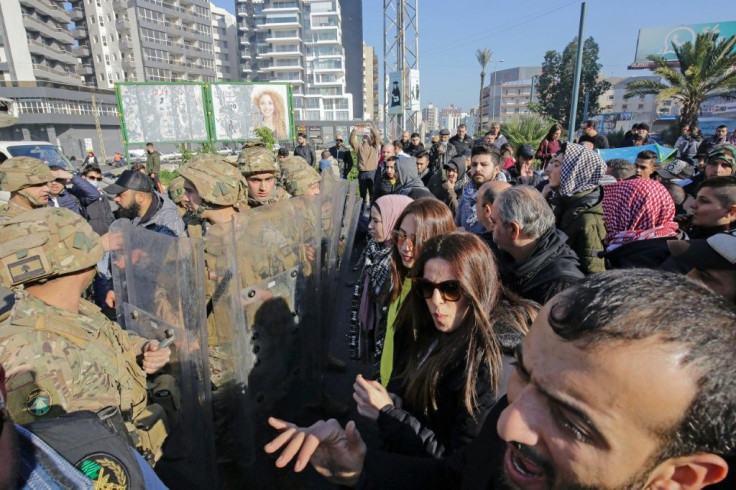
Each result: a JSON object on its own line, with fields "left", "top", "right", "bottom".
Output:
{"left": 602, "top": 178, "right": 684, "bottom": 269}
{"left": 348, "top": 195, "right": 413, "bottom": 375}
{"left": 544, "top": 143, "right": 607, "bottom": 274}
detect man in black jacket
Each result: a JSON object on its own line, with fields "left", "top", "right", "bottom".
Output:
{"left": 265, "top": 269, "right": 736, "bottom": 490}
{"left": 294, "top": 132, "right": 317, "bottom": 167}
{"left": 329, "top": 133, "right": 354, "bottom": 178}
{"left": 489, "top": 186, "right": 584, "bottom": 304}
{"left": 448, "top": 124, "right": 474, "bottom": 155}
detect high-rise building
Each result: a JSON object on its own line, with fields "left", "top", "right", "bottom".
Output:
{"left": 481, "top": 66, "right": 542, "bottom": 123}
{"left": 211, "top": 4, "right": 239, "bottom": 81}
{"left": 362, "top": 43, "right": 378, "bottom": 122}
{"left": 236, "top": 0, "right": 353, "bottom": 121}
{"left": 439, "top": 104, "right": 462, "bottom": 132}
{"left": 338, "top": 0, "right": 362, "bottom": 119}
{"left": 422, "top": 103, "right": 438, "bottom": 133}
{"left": 1, "top": 0, "right": 82, "bottom": 86}
{"left": 112, "top": 0, "right": 217, "bottom": 82}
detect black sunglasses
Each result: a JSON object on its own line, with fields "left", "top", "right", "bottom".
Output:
{"left": 86, "top": 176, "right": 103, "bottom": 181}
{"left": 413, "top": 278, "right": 464, "bottom": 302}
{"left": 336, "top": 139, "right": 343, "bottom": 142}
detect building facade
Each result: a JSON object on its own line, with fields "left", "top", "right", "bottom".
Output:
{"left": 422, "top": 103, "right": 438, "bottom": 133}
{"left": 236, "top": 0, "right": 354, "bottom": 121}
{"left": 481, "top": 66, "right": 542, "bottom": 124}
{"left": 362, "top": 42, "right": 378, "bottom": 122}
{"left": 211, "top": 4, "right": 239, "bottom": 81}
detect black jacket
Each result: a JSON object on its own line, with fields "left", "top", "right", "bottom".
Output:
{"left": 448, "top": 135, "right": 474, "bottom": 156}
{"left": 603, "top": 233, "right": 688, "bottom": 271}
{"left": 358, "top": 396, "right": 510, "bottom": 490}
{"left": 496, "top": 228, "right": 585, "bottom": 305}
{"left": 294, "top": 144, "right": 316, "bottom": 166}
{"left": 84, "top": 196, "right": 115, "bottom": 236}
{"left": 405, "top": 143, "right": 425, "bottom": 157}
{"left": 329, "top": 144, "right": 353, "bottom": 176}
{"left": 507, "top": 167, "right": 544, "bottom": 187}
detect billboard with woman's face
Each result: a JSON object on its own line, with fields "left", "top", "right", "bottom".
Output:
{"left": 210, "top": 83, "right": 292, "bottom": 141}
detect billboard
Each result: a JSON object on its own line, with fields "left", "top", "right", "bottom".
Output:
{"left": 631, "top": 21, "right": 736, "bottom": 69}
{"left": 210, "top": 82, "right": 293, "bottom": 141}
{"left": 409, "top": 69, "right": 420, "bottom": 112}
{"left": 388, "top": 71, "right": 403, "bottom": 115}
{"left": 117, "top": 83, "right": 209, "bottom": 144}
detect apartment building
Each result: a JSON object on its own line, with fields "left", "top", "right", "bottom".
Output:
{"left": 362, "top": 42, "right": 378, "bottom": 122}
{"left": 237, "top": 0, "right": 354, "bottom": 121}
{"left": 481, "top": 66, "right": 542, "bottom": 123}
{"left": 422, "top": 103, "right": 438, "bottom": 133}
{"left": 211, "top": 4, "right": 239, "bottom": 81}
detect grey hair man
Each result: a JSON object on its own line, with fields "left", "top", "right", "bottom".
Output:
{"left": 605, "top": 158, "right": 636, "bottom": 181}
{"left": 490, "top": 186, "right": 584, "bottom": 304}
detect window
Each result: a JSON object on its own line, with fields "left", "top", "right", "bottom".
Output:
{"left": 638, "top": 104, "right": 644, "bottom": 109}
{"left": 99, "top": 15, "right": 104, "bottom": 26}
{"left": 105, "top": 54, "right": 110, "bottom": 65}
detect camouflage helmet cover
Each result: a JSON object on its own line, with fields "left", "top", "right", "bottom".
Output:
{"left": 0, "top": 156, "right": 55, "bottom": 192}
{"left": 707, "top": 144, "right": 736, "bottom": 169}
{"left": 179, "top": 153, "right": 247, "bottom": 206}
{"left": 283, "top": 165, "right": 320, "bottom": 196}
{"left": 237, "top": 146, "right": 279, "bottom": 176}
{"left": 0, "top": 207, "right": 103, "bottom": 287}
{"left": 168, "top": 176, "right": 187, "bottom": 203}
{"left": 279, "top": 155, "right": 310, "bottom": 180}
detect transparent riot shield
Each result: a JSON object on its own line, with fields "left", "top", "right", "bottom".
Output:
{"left": 206, "top": 195, "right": 323, "bottom": 488}
{"left": 320, "top": 171, "right": 348, "bottom": 280}
{"left": 109, "top": 219, "right": 216, "bottom": 487}
{"left": 339, "top": 180, "right": 362, "bottom": 277}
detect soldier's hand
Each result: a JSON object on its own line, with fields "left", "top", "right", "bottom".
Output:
{"left": 142, "top": 340, "right": 171, "bottom": 374}
{"left": 265, "top": 417, "right": 366, "bottom": 487}
{"left": 51, "top": 168, "right": 73, "bottom": 180}
{"left": 105, "top": 290, "right": 116, "bottom": 308}
{"left": 353, "top": 374, "right": 393, "bottom": 421}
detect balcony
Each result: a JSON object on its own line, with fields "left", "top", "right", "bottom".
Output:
{"left": 22, "top": 15, "right": 75, "bottom": 44}
{"left": 76, "top": 64, "right": 94, "bottom": 75}
{"left": 119, "top": 39, "right": 134, "bottom": 50}
{"left": 73, "top": 45, "right": 91, "bottom": 57}
{"left": 70, "top": 27, "right": 88, "bottom": 39}
{"left": 116, "top": 17, "right": 131, "bottom": 31}
{"left": 122, "top": 58, "right": 136, "bottom": 70}
{"left": 33, "top": 63, "right": 83, "bottom": 84}
{"left": 68, "top": 7, "right": 84, "bottom": 21}
{"left": 20, "top": 0, "right": 71, "bottom": 23}
{"left": 28, "top": 39, "right": 79, "bottom": 65}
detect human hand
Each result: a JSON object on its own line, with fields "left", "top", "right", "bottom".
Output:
{"left": 51, "top": 168, "right": 73, "bottom": 180}
{"left": 541, "top": 184, "right": 553, "bottom": 198}
{"left": 105, "top": 290, "right": 116, "bottom": 308}
{"left": 447, "top": 173, "right": 457, "bottom": 185}
{"left": 100, "top": 231, "right": 123, "bottom": 252}
{"left": 438, "top": 145, "right": 446, "bottom": 154}
{"left": 265, "top": 417, "right": 366, "bottom": 487}
{"left": 142, "top": 340, "right": 171, "bottom": 374}
{"left": 353, "top": 374, "right": 393, "bottom": 421}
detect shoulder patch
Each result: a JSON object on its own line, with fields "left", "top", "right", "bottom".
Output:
{"left": 76, "top": 453, "right": 130, "bottom": 489}
{"left": 26, "top": 388, "right": 52, "bottom": 416}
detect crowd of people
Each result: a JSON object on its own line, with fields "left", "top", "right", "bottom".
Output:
{"left": 0, "top": 118, "right": 734, "bottom": 489}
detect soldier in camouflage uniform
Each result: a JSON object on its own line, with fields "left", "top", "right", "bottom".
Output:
{"left": 282, "top": 162, "right": 321, "bottom": 197}
{"left": 167, "top": 176, "right": 188, "bottom": 216}
{"left": 0, "top": 207, "right": 173, "bottom": 463}
{"left": 238, "top": 145, "right": 291, "bottom": 207}
{"left": 0, "top": 157, "right": 62, "bottom": 218}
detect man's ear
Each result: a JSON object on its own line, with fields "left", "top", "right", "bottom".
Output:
{"left": 724, "top": 204, "right": 736, "bottom": 222}
{"left": 483, "top": 203, "right": 493, "bottom": 221}
{"left": 509, "top": 222, "right": 522, "bottom": 241}
{"left": 646, "top": 453, "right": 728, "bottom": 489}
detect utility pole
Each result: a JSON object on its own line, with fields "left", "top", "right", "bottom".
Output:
{"left": 383, "top": 0, "right": 419, "bottom": 141}
{"left": 90, "top": 94, "right": 107, "bottom": 164}
{"left": 567, "top": 1, "right": 587, "bottom": 141}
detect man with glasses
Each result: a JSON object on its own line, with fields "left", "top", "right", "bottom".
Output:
{"left": 329, "top": 133, "right": 354, "bottom": 178}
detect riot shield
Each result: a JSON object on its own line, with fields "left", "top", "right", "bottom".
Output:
{"left": 339, "top": 180, "right": 362, "bottom": 277}
{"left": 320, "top": 171, "right": 348, "bottom": 280}
{"left": 109, "top": 219, "right": 216, "bottom": 487}
{"left": 206, "top": 195, "right": 322, "bottom": 488}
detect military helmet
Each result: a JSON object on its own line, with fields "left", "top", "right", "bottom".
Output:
{"left": 0, "top": 207, "right": 103, "bottom": 288}
{"left": 237, "top": 146, "right": 279, "bottom": 176}
{"left": 280, "top": 155, "right": 310, "bottom": 180}
{"left": 0, "top": 156, "right": 55, "bottom": 192}
{"left": 283, "top": 165, "right": 321, "bottom": 197}
{"left": 179, "top": 153, "right": 246, "bottom": 206}
{"left": 168, "top": 176, "right": 187, "bottom": 204}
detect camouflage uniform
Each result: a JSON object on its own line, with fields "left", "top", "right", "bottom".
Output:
{"left": 283, "top": 164, "right": 320, "bottom": 197}
{"left": 238, "top": 145, "right": 291, "bottom": 207}
{"left": 0, "top": 207, "right": 168, "bottom": 462}
{"left": 0, "top": 157, "right": 55, "bottom": 218}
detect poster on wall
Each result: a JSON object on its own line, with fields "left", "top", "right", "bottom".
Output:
{"left": 117, "top": 83, "right": 209, "bottom": 144}
{"left": 409, "top": 69, "right": 420, "bottom": 112}
{"left": 210, "top": 83, "right": 292, "bottom": 141}
{"left": 388, "top": 71, "right": 403, "bottom": 115}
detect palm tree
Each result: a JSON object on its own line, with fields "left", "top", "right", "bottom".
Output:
{"left": 475, "top": 48, "right": 493, "bottom": 133}
{"left": 624, "top": 32, "right": 736, "bottom": 127}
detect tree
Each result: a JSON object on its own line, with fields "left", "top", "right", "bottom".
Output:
{"left": 501, "top": 114, "right": 557, "bottom": 157}
{"left": 475, "top": 48, "right": 493, "bottom": 133}
{"left": 536, "top": 37, "right": 610, "bottom": 129}
{"left": 254, "top": 126, "right": 276, "bottom": 150}
{"left": 624, "top": 31, "right": 736, "bottom": 128}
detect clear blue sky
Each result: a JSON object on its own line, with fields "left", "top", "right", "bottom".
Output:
{"left": 212, "top": 0, "right": 734, "bottom": 111}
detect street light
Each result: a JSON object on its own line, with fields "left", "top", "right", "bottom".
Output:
{"left": 490, "top": 59, "right": 505, "bottom": 123}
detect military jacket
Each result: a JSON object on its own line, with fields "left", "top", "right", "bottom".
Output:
{"left": 0, "top": 292, "right": 149, "bottom": 425}
{"left": 0, "top": 201, "right": 30, "bottom": 219}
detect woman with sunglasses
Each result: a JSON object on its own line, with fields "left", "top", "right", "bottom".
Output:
{"left": 348, "top": 194, "right": 413, "bottom": 373}
{"left": 354, "top": 232, "right": 536, "bottom": 458}
{"left": 378, "top": 198, "right": 456, "bottom": 388}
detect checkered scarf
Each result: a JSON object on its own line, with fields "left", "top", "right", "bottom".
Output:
{"left": 602, "top": 179, "right": 679, "bottom": 247}
{"left": 559, "top": 143, "right": 607, "bottom": 197}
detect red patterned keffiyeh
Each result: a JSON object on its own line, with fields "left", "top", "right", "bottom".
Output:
{"left": 602, "top": 179, "right": 679, "bottom": 247}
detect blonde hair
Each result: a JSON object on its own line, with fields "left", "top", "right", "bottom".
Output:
{"left": 252, "top": 89, "right": 288, "bottom": 139}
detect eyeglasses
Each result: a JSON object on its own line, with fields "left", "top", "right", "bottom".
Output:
{"left": 391, "top": 229, "right": 415, "bottom": 246}
{"left": 336, "top": 139, "right": 343, "bottom": 142}
{"left": 413, "top": 278, "right": 464, "bottom": 302}
{"left": 86, "top": 176, "right": 103, "bottom": 181}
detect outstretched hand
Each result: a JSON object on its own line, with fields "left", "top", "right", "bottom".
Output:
{"left": 264, "top": 417, "right": 366, "bottom": 487}
{"left": 353, "top": 374, "right": 394, "bottom": 421}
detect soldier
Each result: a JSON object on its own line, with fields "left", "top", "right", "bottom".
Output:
{"left": 0, "top": 207, "right": 173, "bottom": 463}
{"left": 238, "top": 145, "right": 291, "bottom": 206}
{"left": 167, "top": 175, "right": 188, "bottom": 217}
{"left": 0, "top": 156, "right": 60, "bottom": 218}
{"left": 282, "top": 163, "right": 321, "bottom": 197}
